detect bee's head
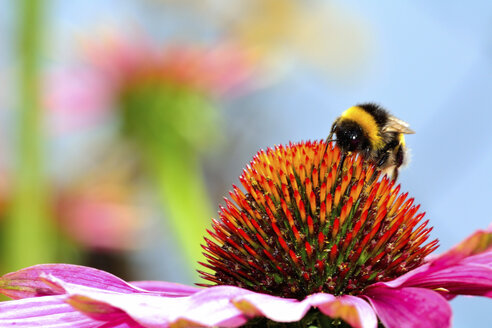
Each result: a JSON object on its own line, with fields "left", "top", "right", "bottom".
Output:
{"left": 333, "top": 120, "right": 370, "bottom": 152}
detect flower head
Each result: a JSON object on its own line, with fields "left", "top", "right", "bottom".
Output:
{"left": 84, "top": 36, "right": 255, "bottom": 98}
{"left": 1, "top": 141, "right": 491, "bottom": 328}
{"left": 199, "top": 141, "right": 437, "bottom": 300}
{"left": 45, "top": 34, "right": 255, "bottom": 132}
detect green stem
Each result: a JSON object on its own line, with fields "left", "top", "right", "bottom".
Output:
{"left": 3, "top": 0, "right": 56, "bottom": 272}
{"left": 121, "top": 85, "right": 217, "bottom": 281}
{"left": 144, "top": 138, "right": 212, "bottom": 281}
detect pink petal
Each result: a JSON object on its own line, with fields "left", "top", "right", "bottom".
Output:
{"left": 70, "top": 291, "right": 248, "bottom": 328}
{"left": 92, "top": 320, "right": 144, "bottom": 328}
{"left": 129, "top": 280, "right": 200, "bottom": 296}
{"left": 231, "top": 291, "right": 378, "bottom": 328}
{"left": 55, "top": 279, "right": 249, "bottom": 328}
{"left": 2, "top": 268, "right": 379, "bottom": 328}
{"left": 372, "top": 228, "right": 492, "bottom": 298}
{"left": 312, "top": 294, "right": 377, "bottom": 328}
{"left": 0, "top": 264, "right": 141, "bottom": 299}
{"left": 430, "top": 227, "right": 492, "bottom": 268}
{"left": 0, "top": 295, "right": 103, "bottom": 327}
{"left": 65, "top": 294, "right": 149, "bottom": 327}
{"left": 64, "top": 290, "right": 189, "bottom": 327}
{"left": 373, "top": 251, "right": 492, "bottom": 298}
{"left": 232, "top": 292, "right": 313, "bottom": 322}
{"left": 46, "top": 274, "right": 378, "bottom": 328}
{"left": 462, "top": 251, "right": 492, "bottom": 268}
{"left": 364, "top": 287, "right": 452, "bottom": 328}
{"left": 0, "top": 264, "right": 188, "bottom": 300}
{"left": 169, "top": 286, "right": 251, "bottom": 327}
{"left": 403, "top": 264, "right": 492, "bottom": 297}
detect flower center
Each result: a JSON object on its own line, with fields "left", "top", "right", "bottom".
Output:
{"left": 199, "top": 141, "right": 438, "bottom": 299}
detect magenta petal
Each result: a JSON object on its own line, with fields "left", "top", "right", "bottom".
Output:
{"left": 65, "top": 291, "right": 190, "bottom": 327}
{"left": 462, "top": 251, "right": 492, "bottom": 268}
{"left": 0, "top": 264, "right": 192, "bottom": 300}
{"left": 429, "top": 227, "right": 492, "bottom": 268}
{"left": 0, "top": 264, "right": 145, "bottom": 299}
{"left": 374, "top": 250, "right": 492, "bottom": 298}
{"left": 129, "top": 280, "right": 200, "bottom": 296}
{"left": 364, "top": 287, "right": 452, "bottom": 328}
{"left": 403, "top": 264, "right": 492, "bottom": 297}
{"left": 96, "top": 320, "right": 145, "bottom": 328}
{"left": 312, "top": 294, "right": 377, "bottom": 328}
{"left": 232, "top": 292, "right": 312, "bottom": 322}
{"left": 61, "top": 283, "right": 250, "bottom": 327}
{"left": 0, "top": 295, "right": 102, "bottom": 327}
{"left": 64, "top": 282, "right": 381, "bottom": 327}
{"left": 172, "top": 286, "right": 252, "bottom": 327}
{"left": 232, "top": 291, "right": 378, "bottom": 328}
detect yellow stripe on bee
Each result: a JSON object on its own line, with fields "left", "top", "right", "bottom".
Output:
{"left": 341, "top": 106, "right": 384, "bottom": 149}
{"left": 399, "top": 133, "right": 406, "bottom": 147}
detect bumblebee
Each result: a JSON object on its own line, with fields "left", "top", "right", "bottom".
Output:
{"left": 327, "top": 103, "right": 414, "bottom": 181}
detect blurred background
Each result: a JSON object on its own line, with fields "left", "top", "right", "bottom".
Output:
{"left": 0, "top": 0, "right": 491, "bottom": 326}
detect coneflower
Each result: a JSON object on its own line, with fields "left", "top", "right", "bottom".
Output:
{"left": 199, "top": 141, "right": 437, "bottom": 302}
{"left": 0, "top": 141, "right": 491, "bottom": 328}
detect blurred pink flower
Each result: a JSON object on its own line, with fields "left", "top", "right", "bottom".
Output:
{"left": 56, "top": 190, "right": 142, "bottom": 251}
{"left": 45, "top": 35, "right": 255, "bottom": 132}
{"left": 85, "top": 37, "right": 254, "bottom": 96}
{"left": 0, "top": 226, "right": 490, "bottom": 328}
{"left": 45, "top": 68, "right": 114, "bottom": 131}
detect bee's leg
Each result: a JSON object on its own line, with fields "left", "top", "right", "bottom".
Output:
{"left": 388, "top": 144, "right": 404, "bottom": 181}
{"left": 395, "top": 144, "right": 404, "bottom": 168}
{"left": 392, "top": 167, "right": 399, "bottom": 181}
{"left": 337, "top": 151, "right": 348, "bottom": 178}
{"left": 367, "top": 152, "right": 387, "bottom": 184}
{"left": 325, "top": 132, "right": 333, "bottom": 144}
{"left": 378, "top": 139, "right": 400, "bottom": 158}
{"left": 374, "top": 141, "right": 399, "bottom": 182}
{"left": 377, "top": 151, "right": 391, "bottom": 167}
{"left": 324, "top": 132, "right": 333, "bottom": 153}
{"left": 322, "top": 122, "right": 337, "bottom": 159}
{"left": 375, "top": 139, "right": 400, "bottom": 167}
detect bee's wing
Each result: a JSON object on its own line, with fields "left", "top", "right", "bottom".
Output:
{"left": 383, "top": 115, "right": 415, "bottom": 134}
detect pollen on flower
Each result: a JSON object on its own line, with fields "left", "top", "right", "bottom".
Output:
{"left": 198, "top": 141, "right": 439, "bottom": 299}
